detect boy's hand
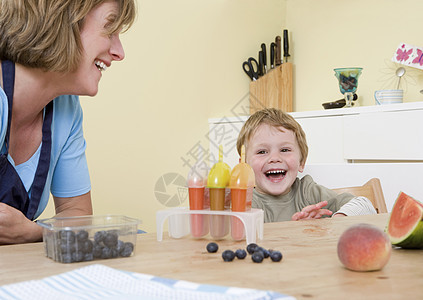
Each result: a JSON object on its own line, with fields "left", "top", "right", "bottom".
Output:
{"left": 291, "top": 201, "right": 333, "bottom": 221}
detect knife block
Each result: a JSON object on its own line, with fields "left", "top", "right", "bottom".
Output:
{"left": 249, "top": 62, "right": 293, "bottom": 114}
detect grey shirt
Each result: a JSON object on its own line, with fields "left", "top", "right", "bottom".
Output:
{"left": 252, "top": 175, "right": 376, "bottom": 222}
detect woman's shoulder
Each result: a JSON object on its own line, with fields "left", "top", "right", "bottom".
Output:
{"left": 51, "top": 95, "right": 84, "bottom": 138}
{"left": 53, "top": 95, "right": 81, "bottom": 113}
{"left": 52, "top": 95, "right": 83, "bottom": 123}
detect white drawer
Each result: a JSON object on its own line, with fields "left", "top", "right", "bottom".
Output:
{"left": 296, "top": 116, "right": 345, "bottom": 163}
{"left": 343, "top": 110, "right": 423, "bottom": 160}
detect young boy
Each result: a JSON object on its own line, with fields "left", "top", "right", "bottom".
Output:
{"left": 236, "top": 108, "right": 376, "bottom": 222}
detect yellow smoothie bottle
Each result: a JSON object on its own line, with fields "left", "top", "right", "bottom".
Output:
{"left": 207, "top": 145, "right": 231, "bottom": 239}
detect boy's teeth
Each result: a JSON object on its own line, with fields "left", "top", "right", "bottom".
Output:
{"left": 266, "top": 170, "right": 287, "bottom": 175}
{"left": 95, "top": 60, "right": 107, "bottom": 71}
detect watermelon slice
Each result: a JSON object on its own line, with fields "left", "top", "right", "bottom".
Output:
{"left": 387, "top": 192, "right": 423, "bottom": 249}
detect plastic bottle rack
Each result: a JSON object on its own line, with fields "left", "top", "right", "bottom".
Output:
{"left": 156, "top": 208, "right": 264, "bottom": 245}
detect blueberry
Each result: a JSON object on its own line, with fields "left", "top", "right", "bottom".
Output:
{"left": 270, "top": 250, "right": 283, "bottom": 262}
{"left": 61, "top": 253, "right": 73, "bottom": 263}
{"left": 72, "top": 251, "right": 84, "bottom": 262}
{"left": 120, "top": 242, "right": 134, "bottom": 257}
{"left": 222, "top": 250, "right": 236, "bottom": 262}
{"left": 60, "top": 240, "right": 75, "bottom": 254}
{"left": 60, "top": 230, "right": 75, "bottom": 243}
{"left": 235, "top": 249, "right": 247, "bottom": 259}
{"left": 101, "top": 247, "right": 113, "bottom": 259}
{"left": 76, "top": 230, "right": 89, "bottom": 242}
{"left": 84, "top": 253, "right": 94, "bottom": 261}
{"left": 111, "top": 248, "right": 119, "bottom": 258}
{"left": 257, "top": 247, "right": 270, "bottom": 258}
{"left": 206, "top": 242, "right": 219, "bottom": 253}
{"left": 251, "top": 251, "right": 264, "bottom": 263}
{"left": 93, "top": 244, "right": 103, "bottom": 258}
{"left": 246, "top": 243, "right": 258, "bottom": 255}
{"left": 94, "top": 230, "right": 107, "bottom": 243}
{"left": 80, "top": 239, "right": 93, "bottom": 253}
{"left": 104, "top": 231, "right": 118, "bottom": 248}
{"left": 117, "top": 240, "right": 125, "bottom": 253}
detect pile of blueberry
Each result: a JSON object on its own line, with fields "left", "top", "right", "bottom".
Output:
{"left": 54, "top": 229, "right": 134, "bottom": 263}
{"left": 206, "top": 242, "right": 283, "bottom": 263}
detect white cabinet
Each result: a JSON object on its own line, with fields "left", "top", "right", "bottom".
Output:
{"left": 289, "top": 102, "right": 423, "bottom": 163}
{"left": 294, "top": 116, "right": 344, "bottom": 164}
{"left": 343, "top": 110, "right": 423, "bottom": 161}
{"left": 208, "top": 102, "right": 423, "bottom": 211}
{"left": 209, "top": 102, "right": 423, "bottom": 165}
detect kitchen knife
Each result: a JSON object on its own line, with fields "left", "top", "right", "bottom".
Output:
{"left": 270, "top": 42, "right": 276, "bottom": 69}
{"left": 261, "top": 43, "right": 267, "bottom": 74}
{"left": 283, "top": 29, "right": 290, "bottom": 63}
{"left": 258, "top": 50, "right": 264, "bottom": 77}
{"left": 275, "top": 36, "right": 282, "bottom": 66}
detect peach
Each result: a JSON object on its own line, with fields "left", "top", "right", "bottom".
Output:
{"left": 337, "top": 223, "right": 391, "bottom": 272}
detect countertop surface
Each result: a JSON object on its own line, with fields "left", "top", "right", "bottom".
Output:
{"left": 208, "top": 101, "right": 423, "bottom": 123}
{"left": 0, "top": 213, "right": 422, "bottom": 299}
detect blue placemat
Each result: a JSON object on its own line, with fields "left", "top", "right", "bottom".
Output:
{"left": 0, "top": 264, "right": 294, "bottom": 300}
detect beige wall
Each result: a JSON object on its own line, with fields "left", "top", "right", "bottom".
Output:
{"left": 287, "top": 0, "right": 423, "bottom": 111}
{"left": 39, "top": 0, "right": 423, "bottom": 233}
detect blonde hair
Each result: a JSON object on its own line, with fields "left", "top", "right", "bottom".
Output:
{"left": 237, "top": 108, "right": 308, "bottom": 165}
{"left": 0, "top": 0, "right": 136, "bottom": 72}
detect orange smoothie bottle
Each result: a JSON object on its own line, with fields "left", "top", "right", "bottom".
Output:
{"left": 207, "top": 145, "right": 231, "bottom": 239}
{"left": 187, "top": 159, "right": 209, "bottom": 238}
{"left": 229, "top": 145, "right": 255, "bottom": 240}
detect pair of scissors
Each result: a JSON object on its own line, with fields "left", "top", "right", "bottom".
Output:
{"left": 242, "top": 57, "right": 259, "bottom": 81}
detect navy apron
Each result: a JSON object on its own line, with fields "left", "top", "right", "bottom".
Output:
{"left": 0, "top": 60, "right": 53, "bottom": 220}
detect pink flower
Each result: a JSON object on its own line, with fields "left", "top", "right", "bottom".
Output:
{"left": 396, "top": 48, "right": 413, "bottom": 62}
{"left": 412, "top": 49, "right": 423, "bottom": 66}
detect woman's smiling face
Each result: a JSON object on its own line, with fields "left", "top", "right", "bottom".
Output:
{"left": 246, "top": 123, "right": 305, "bottom": 196}
{"left": 70, "top": 1, "right": 125, "bottom": 96}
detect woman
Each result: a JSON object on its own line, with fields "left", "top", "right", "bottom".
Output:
{"left": 0, "top": 0, "right": 136, "bottom": 244}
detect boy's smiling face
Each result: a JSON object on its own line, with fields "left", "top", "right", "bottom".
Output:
{"left": 246, "top": 123, "right": 305, "bottom": 196}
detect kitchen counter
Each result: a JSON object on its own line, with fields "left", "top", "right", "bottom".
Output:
{"left": 208, "top": 101, "right": 423, "bottom": 123}
{"left": 1, "top": 213, "right": 422, "bottom": 299}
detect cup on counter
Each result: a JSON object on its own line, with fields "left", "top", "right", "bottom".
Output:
{"left": 374, "top": 89, "right": 403, "bottom": 105}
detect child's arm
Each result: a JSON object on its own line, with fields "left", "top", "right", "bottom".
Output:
{"left": 291, "top": 201, "right": 333, "bottom": 221}
{"left": 332, "top": 196, "right": 377, "bottom": 217}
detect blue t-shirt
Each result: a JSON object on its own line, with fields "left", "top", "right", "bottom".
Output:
{"left": 0, "top": 88, "right": 91, "bottom": 219}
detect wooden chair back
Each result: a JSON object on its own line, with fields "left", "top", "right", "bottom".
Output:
{"left": 332, "top": 178, "right": 387, "bottom": 214}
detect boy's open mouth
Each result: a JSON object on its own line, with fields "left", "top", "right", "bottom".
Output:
{"left": 265, "top": 169, "right": 287, "bottom": 179}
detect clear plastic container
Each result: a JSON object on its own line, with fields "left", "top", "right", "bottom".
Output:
{"left": 229, "top": 145, "right": 255, "bottom": 240}
{"left": 207, "top": 145, "right": 231, "bottom": 239}
{"left": 37, "top": 215, "right": 141, "bottom": 264}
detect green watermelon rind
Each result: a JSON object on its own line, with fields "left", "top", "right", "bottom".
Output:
{"left": 390, "top": 220, "right": 423, "bottom": 249}
{"left": 387, "top": 192, "right": 423, "bottom": 249}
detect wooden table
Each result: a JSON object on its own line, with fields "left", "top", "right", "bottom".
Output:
{"left": 1, "top": 213, "right": 422, "bottom": 299}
